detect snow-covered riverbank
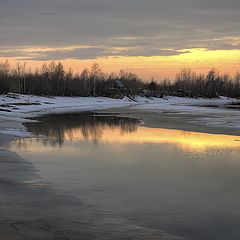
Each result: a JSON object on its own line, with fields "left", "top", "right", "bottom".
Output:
{"left": 132, "top": 96, "right": 240, "bottom": 131}
{"left": 0, "top": 94, "right": 136, "bottom": 137}
{"left": 0, "top": 93, "right": 239, "bottom": 137}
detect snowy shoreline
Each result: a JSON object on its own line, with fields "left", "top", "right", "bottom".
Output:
{"left": 0, "top": 93, "right": 240, "bottom": 137}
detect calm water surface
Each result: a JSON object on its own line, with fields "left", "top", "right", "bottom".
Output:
{"left": 10, "top": 112, "right": 240, "bottom": 240}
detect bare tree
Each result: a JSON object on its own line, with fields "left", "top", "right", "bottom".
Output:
{"left": 90, "top": 63, "right": 102, "bottom": 97}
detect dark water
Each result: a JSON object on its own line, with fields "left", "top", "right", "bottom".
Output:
{"left": 11, "top": 112, "right": 240, "bottom": 240}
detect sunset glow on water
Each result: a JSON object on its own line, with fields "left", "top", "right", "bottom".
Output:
{"left": 13, "top": 122, "right": 240, "bottom": 153}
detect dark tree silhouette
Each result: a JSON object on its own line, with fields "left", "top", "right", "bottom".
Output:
{"left": 0, "top": 61, "right": 239, "bottom": 98}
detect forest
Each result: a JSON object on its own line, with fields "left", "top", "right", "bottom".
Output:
{"left": 0, "top": 61, "right": 239, "bottom": 99}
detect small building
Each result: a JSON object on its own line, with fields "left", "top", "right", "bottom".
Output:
{"left": 139, "top": 89, "right": 151, "bottom": 98}
{"left": 115, "top": 80, "right": 125, "bottom": 89}
{"left": 113, "top": 80, "right": 128, "bottom": 96}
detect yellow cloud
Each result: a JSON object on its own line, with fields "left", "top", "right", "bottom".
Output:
{"left": 1, "top": 48, "right": 239, "bottom": 79}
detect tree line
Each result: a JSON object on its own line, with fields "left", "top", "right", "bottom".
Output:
{"left": 156, "top": 68, "right": 240, "bottom": 98}
{"left": 0, "top": 61, "right": 239, "bottom": 98}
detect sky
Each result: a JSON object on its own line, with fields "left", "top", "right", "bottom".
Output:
{"left": 0, "top": 0, "right": 240, "bottom": 79}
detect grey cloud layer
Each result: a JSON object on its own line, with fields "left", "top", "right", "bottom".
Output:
{"left": 0, "top": 0, "right": 240, "bottom": 60}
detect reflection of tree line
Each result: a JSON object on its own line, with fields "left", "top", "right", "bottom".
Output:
{"left": 24, "top": 112, "right": 139, "bottom": 147}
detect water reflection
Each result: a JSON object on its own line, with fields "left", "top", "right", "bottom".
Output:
{"left": 17, "top": 112, "right": 240, "bottom": 152}
{"left": 24, "top": 112, "right": 139, "bottom": 146}
{"left": 10, "top": 112, "right": 240, "bottom": 240}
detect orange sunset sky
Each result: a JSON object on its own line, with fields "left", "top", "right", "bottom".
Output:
{"left": 1, "top": 0, "right": 240, "bottom": 80}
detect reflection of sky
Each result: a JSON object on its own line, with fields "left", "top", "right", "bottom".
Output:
{"left": 9, "top": 122, "right": 240, "bottom": 239}
{"left": 12, "top": 126, "right": 240, "bottom": 153}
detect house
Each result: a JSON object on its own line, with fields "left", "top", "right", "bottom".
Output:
{"left": 139, "top": 89, "right": 151, "bottom": 98}
{"left": 114, "top": 80, "right": 127, "bottom": 96}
